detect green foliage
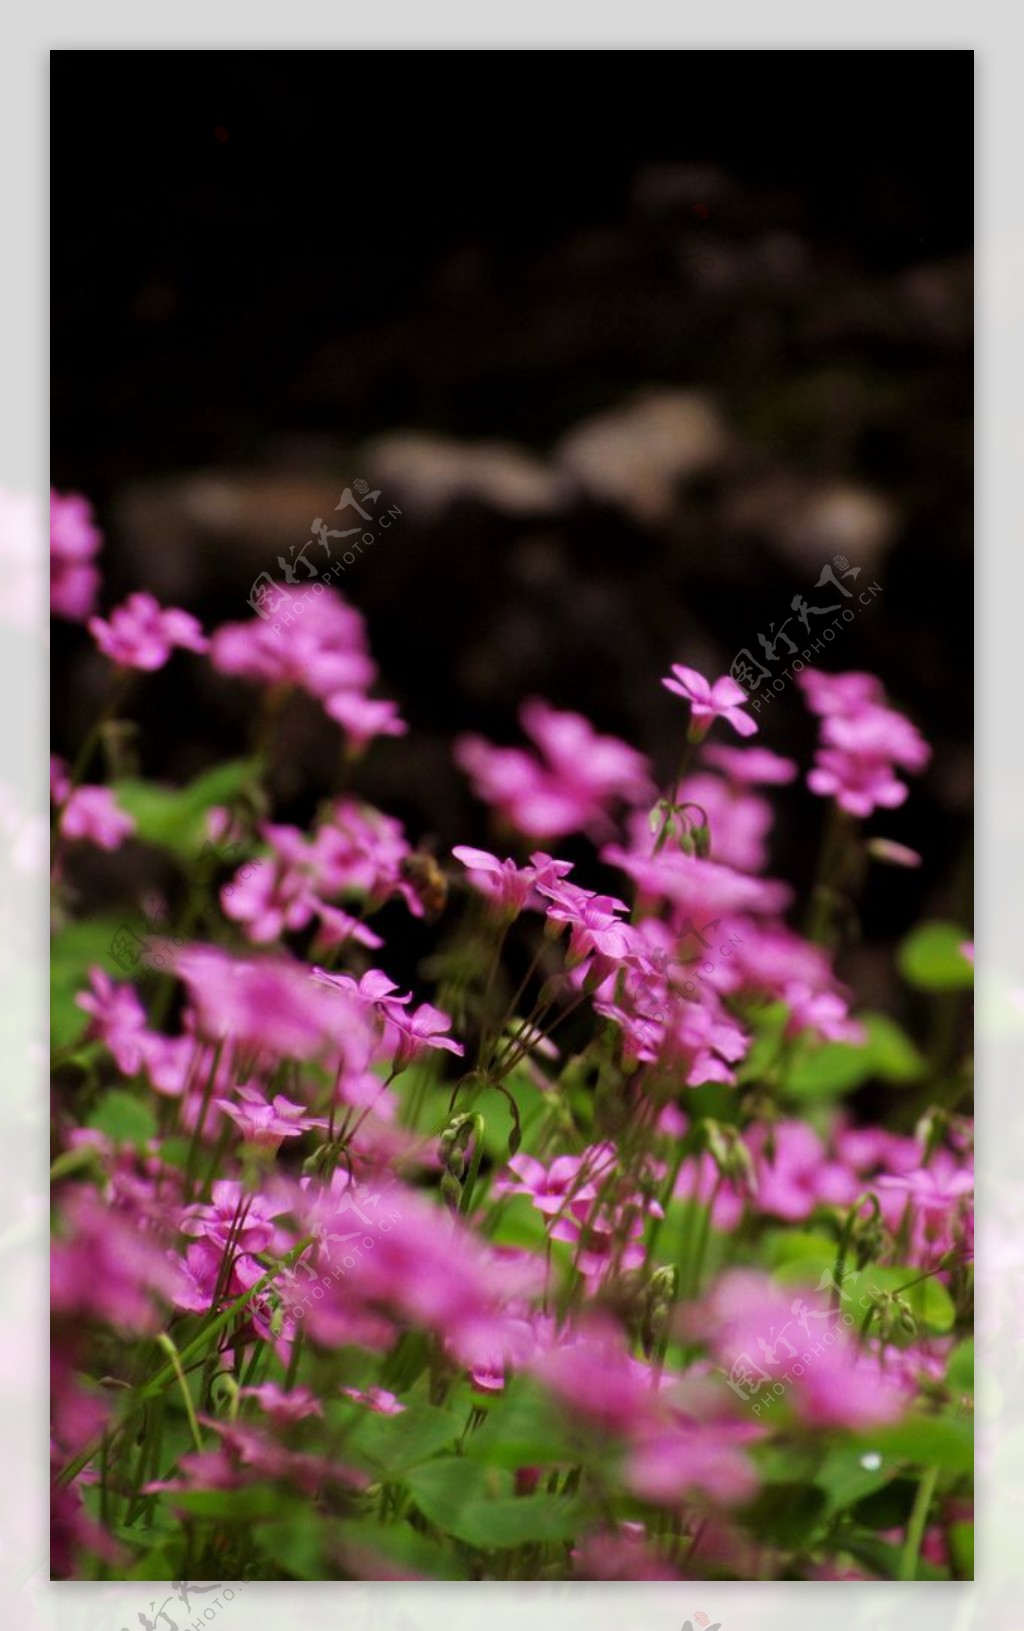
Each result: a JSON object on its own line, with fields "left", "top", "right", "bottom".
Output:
{"left": 853, "top": 1409, "right": 972, "bottom": 1476}
{"left": 112, "top": 759, "right": 261, "bottom": 860}
{"left": 462, "top": 1380, "right": 574, "bottom": 1471}
{"left": 784, "top": 1012, "right": 925, "bottom": 1102}
{"left": 51, "top": 914, "right": 131, "bottom": 1050}
{"left": 86, "top": 1089, "right": 158, "bottom": 1149}
{"left": 343, "top": 1402, "right": 459, "bottom": 1477}
{"left": 898, "top": 921, "right": 974, "bottom": 992}
{"left": 402, "top": 1458, "right": 586, "bottom": 1549}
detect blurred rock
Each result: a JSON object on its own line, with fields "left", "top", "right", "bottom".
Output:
{"left": 555, "top": 390, "right": 728, "bottom": 524}
{"left": 360, "top": 433, "right": 569, "bottom": 521}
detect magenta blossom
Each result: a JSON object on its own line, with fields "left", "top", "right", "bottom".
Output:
{"left": 51, "top": 490, "right": 102, "bottom": 621}
{"left": 702, "top": 743, "right": 798, "bottom": 785}
{"left": 456, "top": 699, "right": 652, "bottom": 841}
{"left": 662, "top": 664, "right": 758, "bottom": 740}
{"left": 341, "top": 1385, "right": 406, "bottom": 1415}
{"left": 239, "top": 1383, "right": 323, "bottom": 1424}
{"left": 798, "top": 669, "right": 930, "bottom": 818}
{"left": 323, "top": 691, "right": 407, "bottom": 753}
{"left": 381, "top": 998, "right": 464, "bottom": 1073}
{"left": 59, "top": 786, "right": 136, "bottom": 851}
{"left": 451, "top": 845, "right": 573, "bottom": 919}
{"left": 89, "top": 591, "right": 208, "bottom": 670}
{"left": 213, "top": 1085, "right": 321, "bottom": 1151}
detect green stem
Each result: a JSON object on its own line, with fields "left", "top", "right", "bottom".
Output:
{"left": 900, "top": 1464, "right": 939, "bottom": 1580}
{"left": 55, "top": 1234, "right": 314, "bottom": 1487}
{"left": 156, "top": 1334, "right": 203, "bottom": 1452}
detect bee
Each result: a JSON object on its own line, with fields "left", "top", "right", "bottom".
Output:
{"left": 400, "top": 850, "right": 449, "bottom": 923}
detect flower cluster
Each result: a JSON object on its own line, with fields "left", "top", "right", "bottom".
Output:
{"left": 49, "top": 493, "right": 973, "bottom": 1584}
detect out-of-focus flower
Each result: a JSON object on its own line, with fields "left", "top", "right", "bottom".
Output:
{"left": 702, "top": 744, "right": 798, "bottom": 785}
{"left": 341, "top": 1385, "right": 406, "bottom": 1415}
{"left": 662, "top": 664, "right": 758, "bottom": 740}
{"left": 52, "top": 1187, "right": 181, "bottom": 1332}
{"left": 688, "top": 1270, "right": 909, "bottom": 1430}
{"left": 239, "top": 1383, "right": 323, "bottom": 1424}
{"left": 59, "top": 786, "right": 136, "bottom": 851}
{"left": 798, "top": 669, "right": 930, "bottom": 818}
{"left": 456, "top": 699, "right": 652, "bottom": 841}
{"left": 324, "top": 691, "right": 407, "bottom": 753}
{"left": 50, "top": 489, "right": 102, "bottom": 622}
{"left": 89, "top": 591, "right": 208, "bottom": 670}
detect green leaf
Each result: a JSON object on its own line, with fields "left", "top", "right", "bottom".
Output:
{"left": 839, "top": 1529, "right": 947, "bottom": 1581}
{"left": 344, "top": 1402, "right": 458, "bottom": 1477}
{"left": 898, "top": 922, "right": 974, "bottom": 992}
{"left": 739, "top": 1482, "right": 827, "bottom": 1547}
{"left": 169, "top": 1485, "right": 285, "bottom": 1520}
{"left": 112, "top": 760, "right": 260, "bottom": 861}
{"left": 764, "top": 1229, "right": 839, "bottom": 1271}
{"left": 51, "top": 914, "right": 134, "bottom": 1050}
{"left": 257, "top": 1515, "right": 327, "bottom": 1578}
{"left": 463, "top": 1380, "right": 572, "bottom": 1471}
{"left": 332, "top": 1519, "right": 467, "bottom": 1579}
{"left": 854, "top": 1409, "right": 973, "bottom": 1476}
{"left": 403, "top": 1458, "right": 585, "bottom": 1549}
{"left": 949, "top": 1520, "right": 974, "bottom": 1578}
{"left": 785, "top": 1013, "right": 925, "bottom": 1102}
{"left": 946, "top": 1339, "right": 974, "bottom": 1396}
{"left": 812, "top": 1446, "right": 895, "bottom": 1516}
{"left": 86, "top": 1089, "right": 157, "bottom": 1149}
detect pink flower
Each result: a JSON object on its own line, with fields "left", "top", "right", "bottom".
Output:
{"left": 799, "top": 670, "right": 885, "bottom": 717}
{"left": 213, "top": 1085, "right": 320, "bottom": 1151}
{"left": 59, "top": 785, "right": 135, "bottom": 850}
{"left": 689, "top": 1270, "right": 909, "bottom": 1430}
{"left": 52, "top": 1187, "right": 181, "bottom": 1332}
{"left": 50, "top": 490, "right": 102, "bottom": 621}
{"left": 456, "top": 700, "right": 652, "bottom": 841}
{"left": 89, "top": 591, "right": 208, "bottom": 670}
{"left": 499, "top": 1150, "right": 605, "bottom": 1216}
{"left": 451, "top": 845, "right": 573, "bottom": 918}
{"left": 798, "top": 670, "right": 930, "bottom": 818}
{"left": 323, "top": 691, "right": 407, "bottom": 754}
{"left": 210, "top": 586, "right": 376, "bottom": 711}
{"left": 537, "top": 876, "right": 639, "bottom": 982}
{"left": 239, "top": 1383, "right": 323, "bottom": 1424}
{"left": 572, "top": 1525, "right": 681, "bottom": 1581}
{"left": 381, "top": 999, "right": 464, "bottom": 1073}
{"left": 702, "top": 744, "right": 797, "bottom": 785}
{"left": 180, "top": 1179, "right": 280, "bottom": 1255}
{"left": 341, "top": 1385, "right": 406, "bottom": 1415}
{"left": 662, "top": 665, "right": 758, "bottom": 740}
{"left": 50, "top": 754, "right": 71, "bottom": 807}
{"left": 75, "top": 967, "right": 149, "bottom": 1073}
{"left": 171, "top": 944, "right": 376, "bottom": 1069}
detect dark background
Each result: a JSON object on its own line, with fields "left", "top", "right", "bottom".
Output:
{"left": 51, "top": 50, "right": 974, "bottom": 1023}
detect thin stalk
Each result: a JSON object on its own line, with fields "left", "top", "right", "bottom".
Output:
{"left": 900, "top": 1465, "right": 939, "bottom": 1580}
